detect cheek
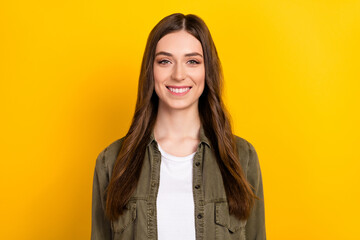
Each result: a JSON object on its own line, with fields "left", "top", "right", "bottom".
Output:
{"left": 153, "top": 67, "right": 160, "bottom": 84}
{"left": 153, "top": 66, "right": 168, "bottom": 85}
{"left": 153, "top": 78, "right": 162, "bottom": 97}
{"left": 153, "top": 68, "right": 165, "bottom": 97}
{"left": 193, "top": 67, "right": 205, "bottom": 88}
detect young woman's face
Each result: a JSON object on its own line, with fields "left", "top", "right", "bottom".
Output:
{"left": 153, "top": 30, "right": 205, "bottom": 111}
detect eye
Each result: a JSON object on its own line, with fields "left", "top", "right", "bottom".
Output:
{"left": 188, "top": 59, "right": 200, "bottom": 65}
{"left": 157, "top": 59, "right": 171, "bottom": 65}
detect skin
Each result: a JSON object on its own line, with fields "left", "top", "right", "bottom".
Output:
{"left": 153, "top": 30, "right": 205, "bottom": 156}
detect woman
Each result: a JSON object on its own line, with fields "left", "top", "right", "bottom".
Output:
{"left": 92, "top": 13, "right": 266, "bottom": 240}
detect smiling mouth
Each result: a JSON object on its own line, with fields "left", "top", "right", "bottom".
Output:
{"left": 166, "top": 86, "right": 192, "bottom": 95}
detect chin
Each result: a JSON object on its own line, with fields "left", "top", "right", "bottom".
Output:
{"left": 164, "top": 101, "right": 198, "bottom": 111}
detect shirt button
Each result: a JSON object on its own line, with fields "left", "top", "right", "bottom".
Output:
{"left": 197, "top": 213, "right": 203, "bottom": 219}
{"left": 195, "top": 162, "right": 200, "bottom": 166}
{"left": 195, "top": 185, "right": 200, "bottom": 189}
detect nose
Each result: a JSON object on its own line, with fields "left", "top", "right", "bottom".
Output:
{"left": 171, "top": 63, "right": 186, "bottom": 81}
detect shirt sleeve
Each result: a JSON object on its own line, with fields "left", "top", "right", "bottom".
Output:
{"left": 91, "top": 149, "right": 112, "bottom": 240}
{"left": 245, "top": 140, "right": 266, "bottom": 240}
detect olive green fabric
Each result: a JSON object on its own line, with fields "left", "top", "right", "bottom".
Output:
{"left": 91, "top": 126, "right": 266, "bottom": 240}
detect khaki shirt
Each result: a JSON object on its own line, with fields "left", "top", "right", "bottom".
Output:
{"left": 91, "top": 126, "right": 266, "bottom": 240}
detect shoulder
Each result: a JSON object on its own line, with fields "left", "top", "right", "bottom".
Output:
{"left": 233, "top": 135, "right": 259, "bottom": 174}
{"left": 94, "top": 136, "right": 126, "bottom": 174}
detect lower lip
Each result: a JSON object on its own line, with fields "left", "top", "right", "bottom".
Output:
{"left": 167, "top": 87, "right": 191, "bottom": 96}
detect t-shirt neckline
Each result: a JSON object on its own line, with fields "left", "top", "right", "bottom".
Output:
{"left": 157, "top": 143, "right": 196, "bottom": 162}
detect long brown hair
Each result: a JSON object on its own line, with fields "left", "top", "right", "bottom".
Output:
{"left": 105, "top": 13, "right": 256, "bottom": 221}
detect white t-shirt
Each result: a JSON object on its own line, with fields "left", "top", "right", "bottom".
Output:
{"left": 156, "top": 143, "right": 197, "bottom": 240}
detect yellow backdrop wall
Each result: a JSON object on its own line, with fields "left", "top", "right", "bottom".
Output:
{"left": 1, "top": 0, "right": 359, "bottom": 239}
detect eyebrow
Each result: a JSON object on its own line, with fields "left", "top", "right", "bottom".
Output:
{"left": 155, "top": 51, "right": 203, "bottom": 58}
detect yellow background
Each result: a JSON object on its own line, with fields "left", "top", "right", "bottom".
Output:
{"left": 1, "top": 0, "right": 359, "bottom": 239}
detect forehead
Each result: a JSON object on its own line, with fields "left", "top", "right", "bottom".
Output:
{"left": 155, "top": 30, "right": 203, "bottom": 54}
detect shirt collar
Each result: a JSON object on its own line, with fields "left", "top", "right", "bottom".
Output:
{"left": 147, "top": 124, "right": 211, "bottom": 148}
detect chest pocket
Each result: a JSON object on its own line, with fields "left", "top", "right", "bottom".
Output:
{"left": 111, "top": 201, "right": 137, "bottom": 234}
{"left": 215, "top": 201, "right": 247, "bottom": 240}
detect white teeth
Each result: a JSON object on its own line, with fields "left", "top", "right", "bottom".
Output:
{"left": 168, "top": 87, "right": 190, "bottom": 93}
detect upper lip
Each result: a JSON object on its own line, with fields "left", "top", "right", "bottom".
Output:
{"left": 166, "top": 85, "right": 192, "bottom": 88}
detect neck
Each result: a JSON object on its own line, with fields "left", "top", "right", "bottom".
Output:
{"left": 154, "top": 101, "right": 201, "bottom": 141}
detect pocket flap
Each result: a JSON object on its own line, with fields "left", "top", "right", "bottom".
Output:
{"left": 215, "top": 202, "right": 246, "bottom": 233}
{"left": 112, "top": 201, "right": 137, "bottom": 233}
